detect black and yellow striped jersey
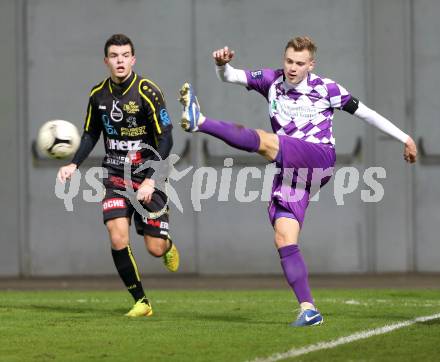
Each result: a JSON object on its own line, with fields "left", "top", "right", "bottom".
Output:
{"left": 80, "top": 71, "right": 173, "bottom": 178}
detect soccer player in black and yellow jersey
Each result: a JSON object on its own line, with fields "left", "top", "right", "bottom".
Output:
{"left": 57, "top": 34, "right": 179, "bottom": 317}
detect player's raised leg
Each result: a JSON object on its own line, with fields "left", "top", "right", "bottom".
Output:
{"left": 275, "top": 217, "right": 323, "bottom": 326}
{"left": 106, "top": 217, "right": 153, "bottom": 317}
{"left": 144, "top": 235, "right": 180, "bottom": 273}
{"left": 179, "top": 82, "right": 279, "bottom": 161}
{"left": 134, "top": 192, "right": 180, "bottom": 273}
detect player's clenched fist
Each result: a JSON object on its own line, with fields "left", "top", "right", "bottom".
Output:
{"left": 137, "top": 178, "right": 155, "bottom": 204}
{"left": 57, "top": 163, "right": 78, "bottom": 183}
{"left": 404, "top": 136, "right": 417, "bottom": 163}
{"left": 212, "top": 46, "right": 235, "bottom": 66}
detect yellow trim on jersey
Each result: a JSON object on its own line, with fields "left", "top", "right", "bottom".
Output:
{"left": 127, "top": 245, "right": 141, "bottom": 282}
{"left": 143, "top": 78, "right": 164, "bottom": 98}
{"left": 108, "top": 74, "right": 138, "bottom": 96}
{"left": 123, "top": 73, "right": 138, "bottom": 96}
{"left": 85, "top": 103, "right": 92, "bottom": 131}
{"left": 139, "top": 79, "right": 162, "bottom": 135}
{"left": 90, "top": 79, "right": 107, "bottom": 97}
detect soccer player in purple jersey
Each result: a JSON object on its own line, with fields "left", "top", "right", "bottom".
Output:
{"left": 179, "top": 36, "right": 417, "bottom": 326}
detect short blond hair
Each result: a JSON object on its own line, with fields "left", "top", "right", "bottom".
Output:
{"left": 285, "top": 36, "right": 317, "bottom": 59}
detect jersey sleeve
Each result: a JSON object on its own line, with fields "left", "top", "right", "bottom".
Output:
{"left": 71, "top": 85, "right": 104, "bottom": 166}
{"left": 83, "top": 90, "right": 103, "bottom": 140}
{"left": 138, "top": 79, "right": 172, "bottom": 136}
{"left": 324, "top": 79, "right": 353, "bottom": 110}
{"left": 244, "top": 68, "right": 278, "bottom": 98}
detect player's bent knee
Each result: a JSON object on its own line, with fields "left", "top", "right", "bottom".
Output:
{"left": 146, "top": 244, "right": 166, "bottom": 257}
{"left": 145, "top": 236, "right": 168, "bottom": 257}
{"left": 106, "top": 218, "right": 130, "bottom": 250}
{"left": 255, "top": 129, "right": 279, "bottom": 160}
{"left": 107, "top": 228, "right": 129, "bottom": 250}
{"left": 255, "top": 129, "right": 270, "bottom": 145}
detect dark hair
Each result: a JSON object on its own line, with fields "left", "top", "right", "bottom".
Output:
{"left": 285, "top": 36, "right": 317, "bottom": 59}
{"left": 104, "top": 34, "right": 135, "bottom": 57}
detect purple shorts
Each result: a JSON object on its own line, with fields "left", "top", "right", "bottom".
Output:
{"left": 268, "top": 136, "right": 336, "bottom": 228}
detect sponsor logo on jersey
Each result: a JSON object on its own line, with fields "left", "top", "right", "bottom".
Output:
{"left": 105, "top": 156, "right": 124, "bottom": 166}
{"left": 102, "top": 114, "right": 118, "bottom": 135}
{"left": 120, "top": 126, "right": 147, "bottom": 137}
{"left": 250, "top": 70, "right": 263, "bottom": 79}
{"left": 127, "top": 151, "right": 142, "bottom": 164}
{"left": 159, "top": 108, "right": 171, "bottom": 126}
{"left": 127, "top": 116, "right": 138, "bottom": 128}
{"left": 110, "top": 100, "right": 123, "bottom": 122}
{"left": 123, "top": 101, "right": 140, "bottom": 114}
{"left": 107, "top": 139, "right": 142, "bottom": 151}
{"left": 272, "top": 97, "right": 318, "bottom": 126}
{"left": 103, "top": 198, "right": 126, "bottom": 211}
{"left": 105, "top": 153, "right": 143, "bottom": 166}
{"left": 99, "top": 105, "right": 107, "bottom": 110}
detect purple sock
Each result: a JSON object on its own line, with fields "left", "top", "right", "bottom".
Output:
{"left": 278, "top": 244, "right": 314, "bottom": 305}
{"left": 199, "top": 118, "right": 260, "bottom": 152}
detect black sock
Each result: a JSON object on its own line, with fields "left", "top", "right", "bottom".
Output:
{"left": 111, "top": 246, "right": 146, "bottom": 302}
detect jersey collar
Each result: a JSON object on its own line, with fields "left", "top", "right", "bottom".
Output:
{"left": 108, "top": 72, "right": 137, "bottom": 97}
{"left": 282, "top": 72, "right": 309, "bottom": 90}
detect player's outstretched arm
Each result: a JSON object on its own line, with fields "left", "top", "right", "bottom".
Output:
{"left": 351, "top": 101, "right": 417, "bottom": 163}
{"left": 213, "top": 46, "right": 247, "bottom": 86}
{"left": 56, "top": 132, "right": 99, "bottom": 183}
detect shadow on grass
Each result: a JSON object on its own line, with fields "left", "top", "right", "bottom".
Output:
{"left": 163, "top": 311, "right": 285, "bottom": 325}
{"left": 1, "top": 303, "right": 127, "bottom": 317}
{"left": 3, "top": 304, "right": 301, "bottom": 326}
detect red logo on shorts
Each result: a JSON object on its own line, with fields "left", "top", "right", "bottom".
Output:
{"left": 103, "top": 198, "right": 126, "bottom": 211}
{"left": 146, "top": 219, "right": 161, "bottom": 228}
{"left": 109, "top": 176, "right": 141, "bottom": 190}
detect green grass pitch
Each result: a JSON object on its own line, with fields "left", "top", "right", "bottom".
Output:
{"left": 1, "top": 289, "right": 440, "bottom": 361}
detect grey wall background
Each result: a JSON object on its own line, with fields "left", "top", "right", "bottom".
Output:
{"left": 0, "top": 0, "right": 438, "bottom": 276}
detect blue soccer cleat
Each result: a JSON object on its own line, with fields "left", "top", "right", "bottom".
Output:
{"left": 179, "top": 82, "right": 204, "bottom": 132}
{"left": 291, "top": 309, "right": 324, "bottom": 327}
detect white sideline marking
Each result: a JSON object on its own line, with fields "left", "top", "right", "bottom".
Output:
{"left": 249, "top": 313, "right": 440, "bottom": 362}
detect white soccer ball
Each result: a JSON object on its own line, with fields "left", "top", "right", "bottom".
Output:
{"left": 37, "top": 120, "right": 81, "bottom": 159}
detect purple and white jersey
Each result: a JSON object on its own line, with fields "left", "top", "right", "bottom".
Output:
{"left": 245, "top": 69, "right": 352, "bottom": 146}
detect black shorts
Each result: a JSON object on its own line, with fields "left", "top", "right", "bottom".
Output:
{"left": 102, "top": 175, "right": 170, "bottom": 239}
